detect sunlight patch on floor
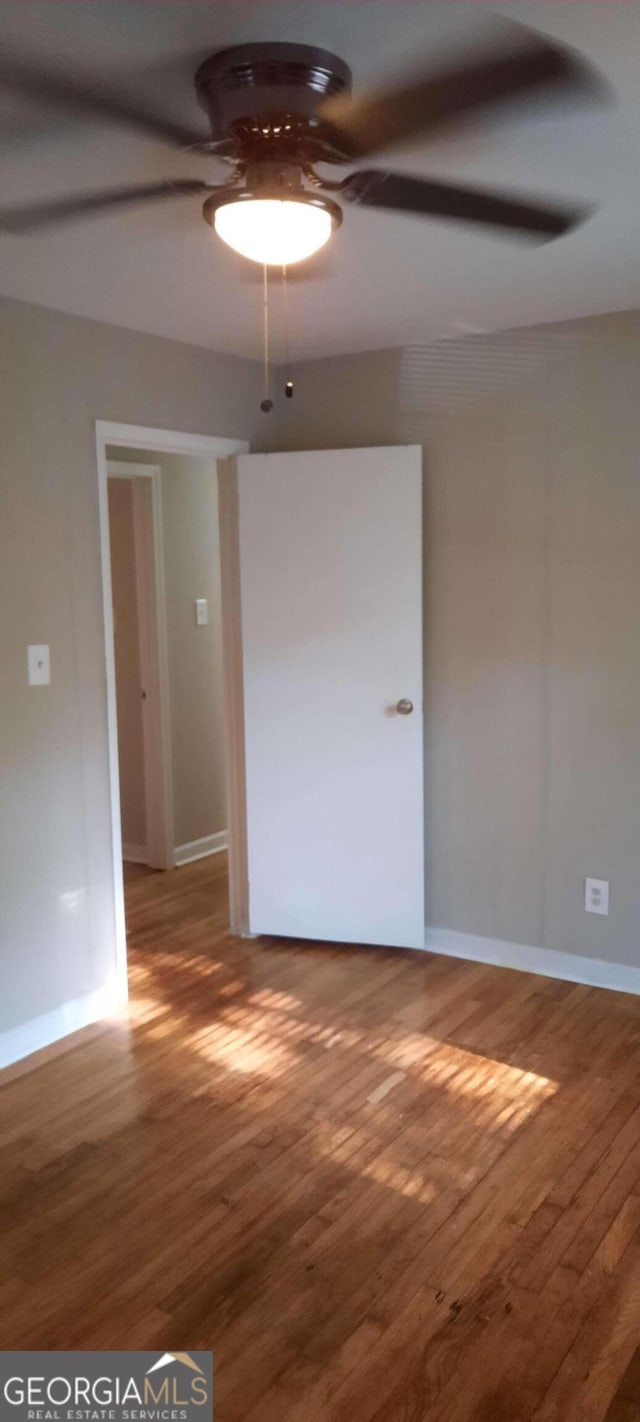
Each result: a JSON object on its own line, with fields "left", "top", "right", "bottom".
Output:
{"left": 186, "top": 1020, "right": 296, "bottom": 1076}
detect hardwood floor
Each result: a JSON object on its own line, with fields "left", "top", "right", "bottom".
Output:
{"left": 2, "top": 856, "right": 640, "bottom": 1419}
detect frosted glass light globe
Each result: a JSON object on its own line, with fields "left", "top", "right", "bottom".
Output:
{"left": 214, "top": 198, "right": 333, "bottom": 266}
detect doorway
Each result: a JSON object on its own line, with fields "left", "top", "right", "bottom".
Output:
{"left": 107, "top": 459, "right": 171, "bottom": 871}
{"left": 96, "top": 422, "right": 249, "bottom": 997}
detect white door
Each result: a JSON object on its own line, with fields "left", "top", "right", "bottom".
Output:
{"left": 237, "top": 445, "right": 424, "bottom": 949}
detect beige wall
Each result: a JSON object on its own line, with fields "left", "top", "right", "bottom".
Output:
{"left": 271, "top": 348, "right": 400, "bottom": 453}
{"left": 3, "top": 288, "right": 639, "bottom": 1058}
{"left": 163, "top": 452, "right": 226, "bottom": 847}
{"left": 108, "top": 448, "right": 227, "bottom": 849}
{"left": 0, "top": 294, "right": 263, "bottom": 1046}
{"left": 107, "top": 477, "right": 146, "bottom": 850}
{"left": 275, "top": 312, "right": 640, "bottom": 969}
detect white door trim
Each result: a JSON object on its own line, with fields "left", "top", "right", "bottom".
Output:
{"left": 107, "top": 460, "right": 174, "bottom": 873}
{"left": 218, "top": 459, "right": 250, "bottom": 936}
{"left": 99, "top": 423, "right": 246, "bottom": 460}
{"left": 95, "top": 420, "right": 249, "bottom": 1002}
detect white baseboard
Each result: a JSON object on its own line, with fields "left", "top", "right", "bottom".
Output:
{"left": 0, "top": 982, "right": 125, "bottom": 1072}
{"left": 3, "top": 921, "right": 636, "bottom": 1074}
{"left": 424, "top": 926, "right": 640, "bottom": 997}
{"left": 122, "top": 843, "right": 148, "bottom": 865}
{"left": 174, "top": 830, "right": 228, "bottom": 867}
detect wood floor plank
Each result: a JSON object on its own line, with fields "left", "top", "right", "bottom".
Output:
{"left": 603, "top": 1345, "right": 640, "bottom": 1421}
{"left": 3, "top": 855, "right": 640, "bottom": 1418}
{"left": 531, "top": 1235, "right": 640, "bottom": 1421}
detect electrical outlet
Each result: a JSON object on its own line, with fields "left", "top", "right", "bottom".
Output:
{"left": 585, "top": 878, "right": 609, "bottom": 916}
{"left": 195, "top": 598, "right": 209, "bottom": 626}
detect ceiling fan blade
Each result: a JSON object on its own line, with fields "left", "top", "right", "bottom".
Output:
{"left": 0, "top": 180, "right": 215, "bottom": 233}
{"left": 338, "top": 170, "right": 589, "bottom": 241}
{"left": 0, "top": 58, "right": 210, "bottom": 150}
{"left": 319, "top": 24, "right": 603, "bottom": 159}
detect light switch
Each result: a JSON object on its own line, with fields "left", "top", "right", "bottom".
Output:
{"left": 28, "top": 644, "right": 50, "bottom": 686}
{"left": 195, "top": 598, "right": 209, "bottom": 626}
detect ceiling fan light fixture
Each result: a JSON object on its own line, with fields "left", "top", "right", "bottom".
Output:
{"left": 208, "top": 192, "right": 341, "bottom": 266}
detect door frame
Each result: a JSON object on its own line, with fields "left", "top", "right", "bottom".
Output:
{"left": 217, "top": 459, "right": 250, "bottom": 937}
{"left": 96, "top": 422, "right": 249, "bottom": 1000}
{"left": 107, "top": 459, "right": 172, "bottom": 872}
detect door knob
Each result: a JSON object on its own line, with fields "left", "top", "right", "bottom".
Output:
{"left": 396, "top": 698, "right": 413, "bottom": 715}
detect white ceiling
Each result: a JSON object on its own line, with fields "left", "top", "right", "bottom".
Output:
{"left": 1, "top": 1, "right": 639, "bottom": 360}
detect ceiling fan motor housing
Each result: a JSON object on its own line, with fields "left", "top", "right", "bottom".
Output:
{"left": 195, "top": 42, "right": 353, "bottom": 159}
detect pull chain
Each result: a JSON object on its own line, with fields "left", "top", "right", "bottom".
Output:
{"left": 260, "top": 263, "right": 273, "bottom": 413}
{"left": 282, "top": 265, "right": 294, "bottom": 400}
{"left": 258, "top": 262, "right": 296, "bottom": 411}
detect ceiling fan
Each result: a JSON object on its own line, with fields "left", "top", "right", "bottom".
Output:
{"left": 0, "top": 24, "right": 602, "bottom": 263}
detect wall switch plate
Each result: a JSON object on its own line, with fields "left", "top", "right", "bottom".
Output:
{"left": 28, "top": 644, "right": 51, "bottom": 685}
{"left": 585, "top": 877, "right": 609, "bottom": 916}
{"left": 195, "top": 598, "right": 209, "bottom": 626}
